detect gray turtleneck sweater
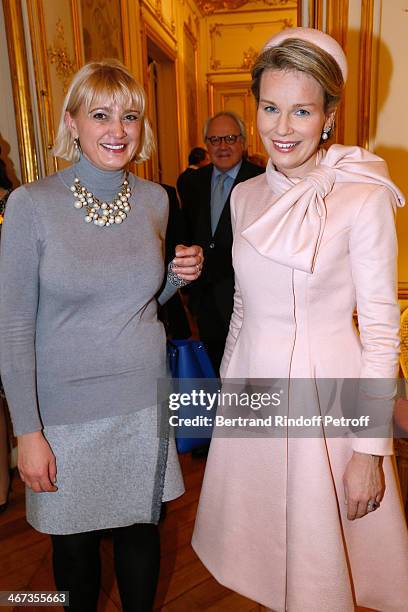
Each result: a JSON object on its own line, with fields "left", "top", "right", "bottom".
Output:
{"left": 0, "top": 156, "right": 176, "bottom": 436}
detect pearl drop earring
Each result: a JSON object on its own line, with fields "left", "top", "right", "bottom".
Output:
{"left": 321, "top": 130, "right": 329, "bottom": 141}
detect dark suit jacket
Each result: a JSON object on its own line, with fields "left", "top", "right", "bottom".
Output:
{"left": 181, "top": 159, "right": 265, "bottom": 324}
{"left": 161, "top": 183, "right": 187, "bottom": 262}
{"left": 158, "top": 183, "right": 190, "bottom": 338}
{"left": 176, "top": 167, "right": 198, "bottom": 205}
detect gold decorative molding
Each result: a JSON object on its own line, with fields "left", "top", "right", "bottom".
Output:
{"left": 47, "top": 19, "right": 77, "bottom": 93}
{"left": 209, "top": 19, "right": 293, "bottom": 72}
{"left": 120, "top": 0, "right": 131, "bottom": 65}
{"left": 70, "top": 0, "right": 84, "bottom": 68}
{"left": 308, "top": 0, "right": 324, "bottom": 30}
{"left": 305, "top": 0, "right": 348, "bottom": 145}
{"left": 241, "top": 47, "right": 258, "bottom": 70}
{"left": 261, "top": 0, "right": 293, "bottom": 5}
{"left": 28, "top": 0, "right": 59, "bottom": 175}
{"left": 327, "top": 0, "right": 349, "bottom": 50}
{"left": 197, "top": 0, "right": 247, "bottom": 15}
{"left": 2, "top": 0, "right": 39, "bottom": 182}
{"left": 183, "top": 22, "right": 199, "bottom": 148}
{"left": 326, "top": 0, "right": 349, "bottom": 144}
{"left": 207, "top": 78, "right": 263, "bottom": 156}
{"left": 208, "top": 78, "right": 253, "bottom": 116}
{"left": 184, "top": 17, "right": 198, "bottom": 48}
{"left": 358, "top": 0, "right": 374, "bottom": 149}
{"left": 155, "top": 0, "right": 175, "bottom": 31}
{"left": 296, "top": 0, "right": 303, "bottom": 26}
{"left": 196, "top": 0, "right": 294, "bottom": 15}
{"left": 399, "top": 283, "right": 408, "bottom": 301}
{"left": 140, "top": 0, "right": 177, "bottom": 44}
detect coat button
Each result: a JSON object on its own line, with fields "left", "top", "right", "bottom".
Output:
{"left": 209, "top": 242, "right": 215, "bottom": 249}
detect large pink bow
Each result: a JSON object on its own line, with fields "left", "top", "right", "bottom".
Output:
{"left": 241, "top": 145, "right": 405, "bottom": 274}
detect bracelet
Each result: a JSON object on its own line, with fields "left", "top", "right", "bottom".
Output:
{"left": 167, "top": 261, "right": 189, "bottom": 288}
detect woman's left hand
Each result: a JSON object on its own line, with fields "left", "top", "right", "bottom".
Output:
{"left": 343, "top": 451, "right": 385, "bottom": 520}
{"left": 171, "top": 244, "right": 204, "bottom": 282}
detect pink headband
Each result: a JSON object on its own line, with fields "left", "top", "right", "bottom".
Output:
{"left": 263, "top": 27, "right": 348, "bottom": 82}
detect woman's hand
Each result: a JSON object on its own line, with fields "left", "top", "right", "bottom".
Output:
{"left": 17, "top": 431, "right": 58, "bottom": 493}
{"left": 343, "top": 451, "right": 384, "bottom": 520}
{"left": 171, "top": 244, "right": 204, "bottom": 282}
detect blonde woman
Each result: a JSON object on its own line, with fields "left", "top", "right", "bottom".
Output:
{"left": 0, "top": 60, "right": 203, "bottom": 611}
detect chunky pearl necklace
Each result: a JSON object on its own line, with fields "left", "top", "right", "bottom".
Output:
{"left": 70, "top": 175, "right": 131, "bottom": 227}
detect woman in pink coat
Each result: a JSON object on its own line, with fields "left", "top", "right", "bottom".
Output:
{"left": 192, "top": 28, "right": 408, "bottom": 611}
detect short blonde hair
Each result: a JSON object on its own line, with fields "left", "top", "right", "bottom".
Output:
{"left": 251, "top": 38, "right": 344, "bottom": 113}
{"left": 53, "top": 59, "right": 154, "bottom": 163}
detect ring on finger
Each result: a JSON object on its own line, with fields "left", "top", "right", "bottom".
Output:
{"left": 367, "top": 500, "right": 380, "bottom": 512}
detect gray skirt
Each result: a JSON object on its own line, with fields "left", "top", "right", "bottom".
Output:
{"left": 26, "top": 407, "right": 184, "bottom": 535}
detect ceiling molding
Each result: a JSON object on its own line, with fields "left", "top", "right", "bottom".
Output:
{"left": 195, "top": 0, "right": 294, "bottom": 17}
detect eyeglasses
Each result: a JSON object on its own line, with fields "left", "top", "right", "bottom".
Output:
{"left": 206, "top": 134, "right": 242, "bottom": 146}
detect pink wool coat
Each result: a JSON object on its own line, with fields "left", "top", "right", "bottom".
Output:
{"left": 192, "top": 146, "right": 408, "bottom": 611}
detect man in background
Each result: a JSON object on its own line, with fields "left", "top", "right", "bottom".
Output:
{"left": 181, "top": 111, "right": 264, "bottom": 373}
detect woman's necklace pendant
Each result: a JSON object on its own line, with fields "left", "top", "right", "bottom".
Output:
{"left": 70, "top": 175, "right": 131, "bottom": 227}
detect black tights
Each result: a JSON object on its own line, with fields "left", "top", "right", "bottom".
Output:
{"left": 51, "top": 523, "right": 160, "bottom": 612}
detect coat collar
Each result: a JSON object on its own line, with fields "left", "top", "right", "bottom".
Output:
{"left": 242, "top": 145, "right": 405, "bottom": 274}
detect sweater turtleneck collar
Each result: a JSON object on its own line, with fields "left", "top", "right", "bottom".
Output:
{"left": 73, "top": 154, "right": 127, "bottom": 202}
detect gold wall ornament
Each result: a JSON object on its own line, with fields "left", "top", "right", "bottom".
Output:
{"left": 262, "top": 0, "right": 292, "bottom": 5}
{"left": 140, "top": 0, "right": 176, "bottom": 42}
{"left": 209, "top": 22, "right": 221, "bottom": 70}
{"left": 210, "top": 58, "right": 222, "bottom": 70}
{"left": 196, "top": 0, "right": 247, "bottom": 16}
{"left": 47, "top": 20, "right": 76, "bottom": 93}
{"left": 209, "top": 18, "right": 293, "bottom": 72}
{"left": 155, "top": 0, "right": 163, "bottom": 18}
{"left": 196, "top": 0, "right": 293, "bottom": 15}
{"left": 241, "top": 47, "right": 259, "bottom": 70}
{"left": 153, "top": 0, "right": 176, "bottom": 35}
